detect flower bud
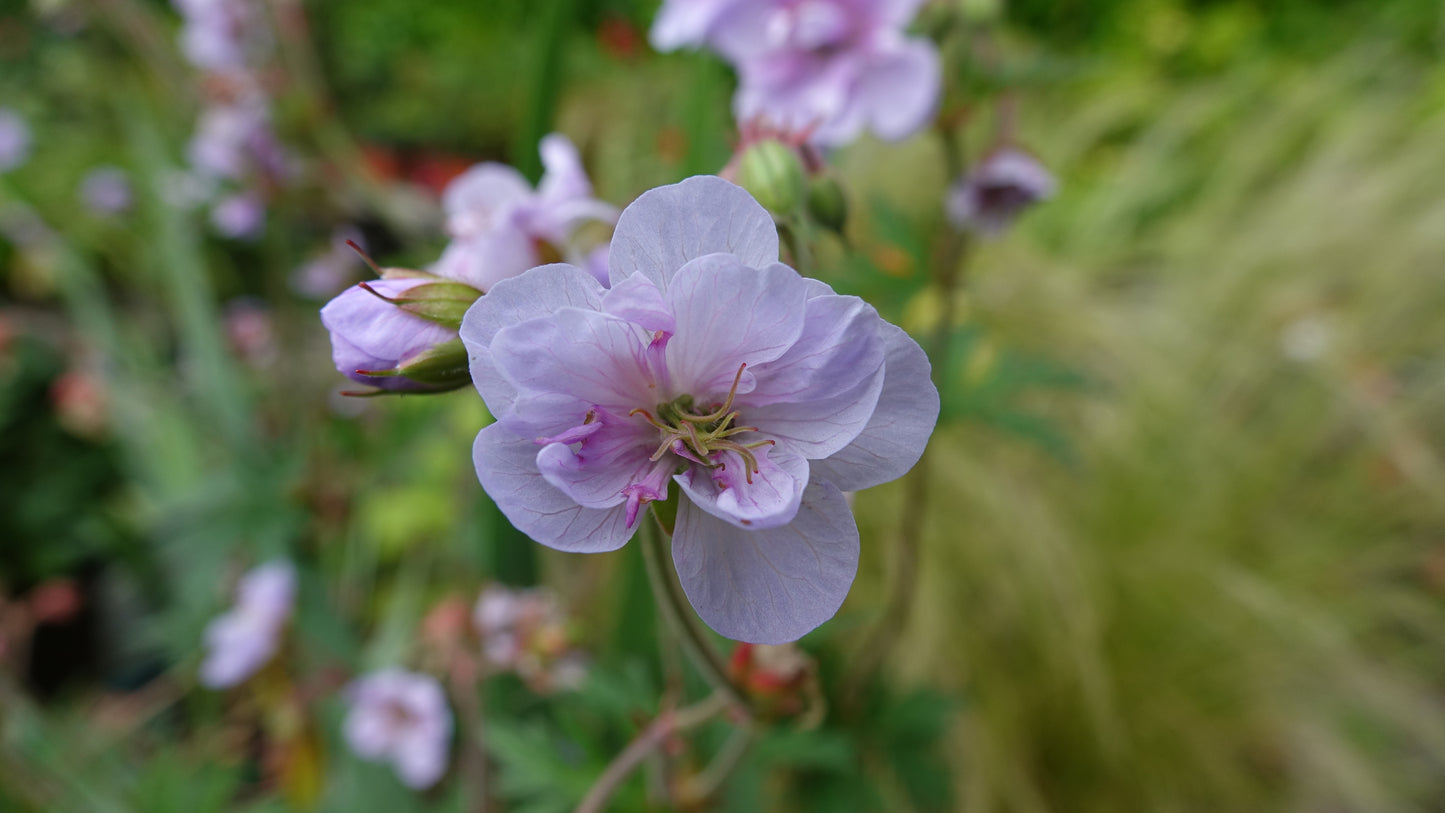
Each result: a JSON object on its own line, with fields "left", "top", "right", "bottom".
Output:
{"left": 806, "top": 174, "right": 848, "bottom": 235}
{"left": 320, "top": 277, "right": 478, "bottom": 393}
{"left": 728, "top": 642, "right": 819, "bottom": 721}
{"left": 735, "top": 139, "right": 805, "bottom": 215}
{"left": 946, "top": 146, "right": 1056, "bottom": 237}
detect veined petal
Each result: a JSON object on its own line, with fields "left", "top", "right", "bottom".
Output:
{"left": 675, "top": 441, "right": 808, "bottom": 529}
{"left": 745, "top": 359, "right": 884, "bottom": 459}
{"left": 459, "top": 263, "right": 605, "bottom": 415}
{"left": 535, "top": 416, "right": 658, "bottom": 510}
{"left": 744, "top": 293, "right": 886, "bottom": 406}
{"left": 432, "top": 228, "right": 538, "bottom": 292}
{"left": 472, "top": 424, "right": 634, "bottom": 553}
{"left": 809, "top": 321, "right": 938, "bottom": 491}
{"left": 602, "top": 272, "right": 675, "bottom": 333}
{"left": 672, "top": 479, "right": 859, "bottom": 644}
{"left": 665, "top": 256, "right": 809, "bottom": 398}
{"left": 608, "top": 176, "right": 779, "bottom": 293}
{"left": 490, "top": 308, "right": 658, "bottom": 412}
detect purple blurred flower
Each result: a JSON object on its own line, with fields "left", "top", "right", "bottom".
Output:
{"left": 945, "top": 146, "right": 1056, "bottom": 236}
{"left": 320, "top": 276, "right": 472, "bottom": 392}
{"left": 79, "top": 166, "right": 133, "bottom": 216}
{"left": 651, "top": 0, "right": 940, "bottom": 146}
{"left": 344, "top": 669, "right": 452, "bottom": 789}
{"left": 461, "top": 175, "right": 938, "bottom": 643}
{"left": 210, "top": 191, "right": 264, "bottom": 238}
{"left": 199, "top": 561, "right": 296, "bottom": 688}
{"left": 0, "top": 108, "right": 31, "bottom": 172}
{"left": 433, "top": 134, "right": 617, "bottom": 292}
{"left": 173, "top": 0, "right": 268, "bottom": 72}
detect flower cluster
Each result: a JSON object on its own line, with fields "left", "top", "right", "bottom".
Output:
{"left": 651, "top": 0, "right": 940, "bottom": 146}
{"left": 461, "top": 175, "right": 938, "bottom": 644}
{"left": 343, "top": 669, "right": 453, "bottom": 789}
{"left": 199, "top": 561, "right": 296, "bottom": 688}
{"left": 473, "top": 586, "right": 587, "bottom": 693}
{"left": 320, "top": 134, "right": 612, "bottom": 394}
{"left": 171, "top": 0, "right": 292, "bottom": 238}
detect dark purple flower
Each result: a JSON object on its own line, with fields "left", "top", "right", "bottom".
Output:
{"left": 946, "top": 146, "right": 1056, "bottom": 236}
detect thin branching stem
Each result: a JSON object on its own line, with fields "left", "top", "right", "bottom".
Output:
{"left": 574, "top": 692, "right": 731, "bottom": 813}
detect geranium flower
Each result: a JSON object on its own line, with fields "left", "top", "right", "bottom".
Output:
{"left": 434, "top": 133, "right": 617, "bottom": 292}
{"left": 343, "top": 669, "right": 453, "bottom": 789}
{"left": 199, "top": 561, "right": 295, "bottom": 688}
{"left": 461, "top": 175, "right": 938, "bottom": 643}
{"left": 0, "top": 108, "right": 31, "bottom": 173}
{"left": 650, "top": 0, "right": 940, "bottom": 146}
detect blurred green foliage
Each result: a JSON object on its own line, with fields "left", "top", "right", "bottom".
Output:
{"left": 2, "top": 0, "right": 1445, "bottom": 810}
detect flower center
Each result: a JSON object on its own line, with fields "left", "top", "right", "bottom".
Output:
{"left": 629, "top": 363, "right": 776, "bottom": 484}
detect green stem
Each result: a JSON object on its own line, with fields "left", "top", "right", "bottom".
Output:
{"left": 639, "top": 513, "right": 746, "bottom": 707}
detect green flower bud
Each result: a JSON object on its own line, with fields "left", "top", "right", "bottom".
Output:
{"left": 385, "top": 280, "right": 482, "bottom": 330}
{"left": 806, "top": 175, "right": 849, "bottom": 235}
{"left": 736, "top": 139, "right": 806, "bottom": 215}
{"left": 393, "top": 338, "right": 471, "bottom": 390}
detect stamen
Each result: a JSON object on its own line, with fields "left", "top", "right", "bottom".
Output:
{"left": 628, "top": 407, "right": 669, "bottom": 431}
{"left": 678, "top": 363, "right": 747, "bottom": 424}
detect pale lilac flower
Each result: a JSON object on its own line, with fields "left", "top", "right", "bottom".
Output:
{"left": 946, "top": 146, "right": 1056, "bottom": 236}
{"left": 79, "top": 166, "right": 133, "bottom": 216}
{"left": 344, "top": 669, "right": 452, "bottom": 789}
{"left": 320, "top": 276, "right": 472, "bottom": 392}
{"left": 199, "top": 561, "right": 296, "bottom": 688}
{"left": 0, "top": 108, "right": 31, "bottom": 172}
{"left": 651, "top": 0, "right": 940, "bottom": 146}
{"left": 173, "top": 0, "right": 267, "bottom": 72}
{"left": 210, "top": 191, "right": 264, "bottom": 238}
{"left": 433, "top": 134, "right": 617, "bottom": 292}
{"left": 461, "top": 176, "right": 938, "bottom": 643}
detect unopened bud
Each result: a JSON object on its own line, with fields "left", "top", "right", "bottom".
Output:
{"left": 736, "top": 139, "right": 805, "bottom": 215}
{"left": 384, "top": 280, "right": 481, "bottom": 329}
{"left": 806, "top": 174, "right": 848, "bottom": 235}
{"left": 391, "top": 338, "right": 470, "bottom": 389}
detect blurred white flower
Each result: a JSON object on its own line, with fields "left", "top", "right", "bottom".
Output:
{"left": 472, "top": 585, "right": 587, "bottom": 693}
{"left": 344, "top": 668, "right": 453, "bottom": 789}
{"left": 199, "top": 561, "right": 296, "bottom": 688}
{"left": 1280, "top": 315, "right": 1333, "bottom": 363}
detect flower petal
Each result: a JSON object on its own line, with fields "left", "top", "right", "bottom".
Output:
{"left": 744, "top": 293, "right": 886, "bottom": 406}
{"left": 672, "top": 479, "right": 859, "bottom": 644}
{"left": 649, "top": 0, "right": 734, "bottom": 51}
{"left": 432, "top": 227, "right": 539, "bottom": 292}
{"left": 602, "top": 272, "right": 675, "bottom": 333}
{"left": 459, "top": 263, "right": 605, "bottom": 415}
{"left": 472, "top": 423, "right": 635, "bottom": 553}
{"left": 442, "top": 163, "right": 532, "bottom": 231}
{"left": 675, "top": 441, "right": 808, "bottom": 530}
{"left": 809, "top": 321, "right": 938, "bottom": 491}
{"left": 664, "top": 256, "right": 809, "bottom": 398}
{"left": 490, "top": 307, "right": 657, "bottom": 412}
{"left": 608, "top": 176, "right": 779, "bottom": 293}
{"left": 744, "top": 361, "right": 883, "bottom": 459}
{"left": 535, "top": 416, "right": 658, "bottom": 510}
{"left": 849, "top": 35, "right": 940, "bottom": 142}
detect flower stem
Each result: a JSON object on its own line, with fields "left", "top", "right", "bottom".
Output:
{"left": 575, "top": 692, "right": 731, "bottom": 813}
{"left": 842, "top": 126, "right": 972, "bottom": 708}
{"left": 639, "top": 513, "right": 747, "bottom": 707}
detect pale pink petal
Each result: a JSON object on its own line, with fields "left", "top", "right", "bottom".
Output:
{"left": 675, "top": 442, "right": 809, "bottom": 529}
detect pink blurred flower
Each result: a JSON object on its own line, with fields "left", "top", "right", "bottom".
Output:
{"left": 199, "top": 561, "right": 296, "bottom": 688}
{"left": 651, "top": 0, "right": 940, "bottom": 146}
{"left": 343, "top": 669, "right": 453, "bottom": 789}
{"left": 210, "top": 191, "right": 265, "bottom": 238}
{"left": 433, "top": 134, "right": 617, "bottom": 291}
{"left": 473, "top": 586, "right": 587, "bottom": 693}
